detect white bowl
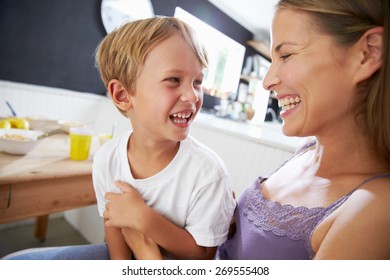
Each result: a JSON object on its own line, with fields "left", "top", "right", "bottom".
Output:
{"left": 0, "top": 129, "right": 44, "bottom": 155}
{"left": 57, "top": 120, "right": 86, "bottom": 133}
{"left": 26, "top": 116, "right": 58, "bottom": 130}
{"left": 98, "top": 133, "right": 113, "bottom": 145}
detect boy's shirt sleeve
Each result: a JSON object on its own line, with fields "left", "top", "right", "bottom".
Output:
{"left": 184, "top": 174, "right": 236, "bottom": 247}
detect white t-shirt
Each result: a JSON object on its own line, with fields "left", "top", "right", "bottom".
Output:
{"left": 92, "top": 131, "right": 236, "bottom": 247}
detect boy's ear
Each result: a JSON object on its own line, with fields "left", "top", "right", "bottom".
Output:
{"left": 355, "top": 26, "right": 383, "bottom": 83}
{"left": 108, "top": 79, "right": 132, "bottom": 111}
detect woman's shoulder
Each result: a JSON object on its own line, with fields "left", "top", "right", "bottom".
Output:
{"left": 314, "top": 176, "right": 390, "bottom": 259}
{"left": 355, "top": 173, "right": 390, "bottom": 195}
{"left": 342, "top": 175, "right": 390, "bottom": 222}
{"left": 360, "top": 175, "right": 390, "bottom": 200}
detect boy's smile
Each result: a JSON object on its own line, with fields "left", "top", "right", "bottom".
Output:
{"left": 169, "top": 109, "right": 194, "bottom": 127}
{"left": 128, "top": 32, "right": 204, "bottom": 143}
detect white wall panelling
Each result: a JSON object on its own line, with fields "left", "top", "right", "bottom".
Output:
{"left": 191, "top": 124, "right": 294, "bottom": 198}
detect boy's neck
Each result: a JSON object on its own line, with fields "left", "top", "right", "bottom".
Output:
{"left": 127, "top": 134, "right": 180, "bottom": 179}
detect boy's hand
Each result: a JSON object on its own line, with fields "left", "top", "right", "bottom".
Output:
{"left": 103, "top": 181, "right": 148, "bottom": 229}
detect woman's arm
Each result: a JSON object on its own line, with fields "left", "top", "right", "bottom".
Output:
{"left": 105, "top": 221, "right": 163, "bottom": 260}
{"left": 104, "top": 223, "right": 132, "bottom": 260}
{"left": 121, "top": 228, "right": 163, "bottom": 260}
{"left": 313, "top": 184, "right": 390, "bottom": 259}
{"left": 138, "top": 206, "right": 217, "bottom": 259}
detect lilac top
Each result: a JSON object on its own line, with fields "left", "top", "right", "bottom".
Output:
{"left": 218, "top": 144, "right": 390, "bottom": 260}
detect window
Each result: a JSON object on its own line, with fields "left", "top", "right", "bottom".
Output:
{"left": 174, "top": 7, "right": 245, "bottom": 99}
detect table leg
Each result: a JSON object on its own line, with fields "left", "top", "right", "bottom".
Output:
{"left": 34, "top": 215, "right": 49, "bottom": 242}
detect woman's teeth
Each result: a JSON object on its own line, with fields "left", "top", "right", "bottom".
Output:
{"left": 278, "top": 96, "right": 301, "bottom": 112}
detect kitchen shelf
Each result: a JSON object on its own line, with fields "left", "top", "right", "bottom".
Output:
{"left": 240, "top": 75, "right": 277, "bottom": 100}
{"left": 247, "top": 40, "right": 271, "bottom": 61}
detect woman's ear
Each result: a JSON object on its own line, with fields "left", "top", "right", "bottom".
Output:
{"left": 355, "top": 26, "right": 383, "bottom": 83}
{"left": 108, "top": 79, "right": 132, "bottom": 111}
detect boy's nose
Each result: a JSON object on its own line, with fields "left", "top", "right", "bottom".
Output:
{"left": 180, "top": 88, "right": 200, "bottom": 103}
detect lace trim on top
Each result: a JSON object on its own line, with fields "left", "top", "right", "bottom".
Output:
{"left": 243, "top": 178, "right": 328, "bottom": 241}
{"left": 242, "top": 140, "right": 329, "bottom": 242}
{"left": 243, "top": 173, "right": 390, "bottom": 259}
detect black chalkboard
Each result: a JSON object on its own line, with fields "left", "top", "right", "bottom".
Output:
{"left": 0, "top": 0, "right": 107, "bottom": 94}
{"left": 0, "top": 0, "right": 254, "bottom": 95}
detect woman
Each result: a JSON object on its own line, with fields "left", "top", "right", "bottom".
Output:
{"left": 218, "top": 0, "right": 390, "bottom": 259}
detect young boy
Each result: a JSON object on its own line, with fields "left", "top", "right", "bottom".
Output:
{"left": 93, "top": 17, "right": 236, "bottom": 260}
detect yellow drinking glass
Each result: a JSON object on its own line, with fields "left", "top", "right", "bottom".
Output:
{"left": 69, "top": 127, "right": 93, "bottom": 161}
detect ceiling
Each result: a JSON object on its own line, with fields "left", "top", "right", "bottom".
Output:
{"left": 208, "top": 0, "right": 278, "bottom": 41}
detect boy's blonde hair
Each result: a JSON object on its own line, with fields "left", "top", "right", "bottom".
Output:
{"left": 95, "top": 17, "right": 208, "bottom": 116}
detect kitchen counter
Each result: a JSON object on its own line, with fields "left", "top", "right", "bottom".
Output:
{"left": 194, "top": 111, "right": 306, "bottom": 153}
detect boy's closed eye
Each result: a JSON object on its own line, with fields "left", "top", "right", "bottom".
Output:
{"left": 164, "top": 77, "right": 181, "bottom": 87}
{"left": 193, "top": 79, "right": 203, "bottom": 89}
{"left": 166, "top": 77, "right": 180, "bottom": 83}
{"left": 164, "top": 77, "right": 203, "bottom": 89}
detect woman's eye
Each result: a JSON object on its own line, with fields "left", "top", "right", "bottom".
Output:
{"left": 280, "top": 54, "right": 292, "bottom": 60}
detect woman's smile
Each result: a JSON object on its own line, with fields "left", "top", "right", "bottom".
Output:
{"left": 278, "top": 95, "right": 301, "bottom": 114}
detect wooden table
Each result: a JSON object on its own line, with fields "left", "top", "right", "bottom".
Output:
{"left": 0, "top": 133, "right": 97, "bottom": 241}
